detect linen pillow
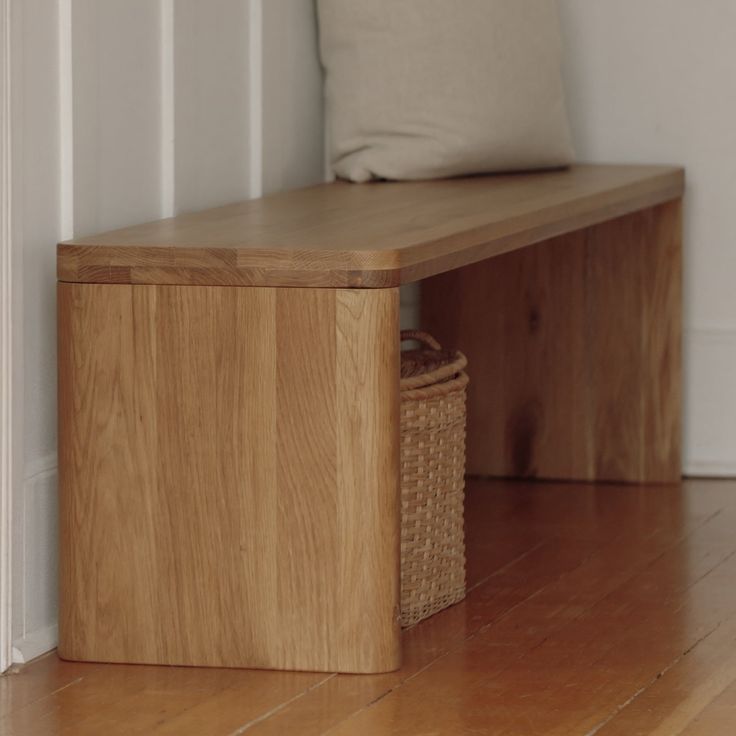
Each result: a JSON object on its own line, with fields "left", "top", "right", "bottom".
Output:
{"left": 317, "top": 0, "right": 574, "bottom": 182}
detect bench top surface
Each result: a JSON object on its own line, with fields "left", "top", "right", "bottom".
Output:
{"left": 58, "top": 164, "right": 684, "bottom": 288}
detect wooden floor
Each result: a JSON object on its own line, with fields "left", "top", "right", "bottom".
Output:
{"left": 3, "top": 478, "right": 736, "bottom": 735}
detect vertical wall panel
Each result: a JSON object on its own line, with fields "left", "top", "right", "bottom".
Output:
{"left": 20, "top": 0, "right": 60, "bottom": 470}
{"left": 261, "top": 0, "right": 324, "bottom": 194}
{"left": 173, "top": 0, "right": 251, "bottom": 212}
{"left": 13, "top": 0, "right": 61, "bottom": 657}
{"left": 71, "top": 0, "right": 163, "bottom": 236}
{"left": 12, "top": 0, "right": 326, "bottom": 664}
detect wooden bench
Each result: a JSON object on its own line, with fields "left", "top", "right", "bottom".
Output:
{"left": 57, "top": 164, "right": 684, "bottom": 674}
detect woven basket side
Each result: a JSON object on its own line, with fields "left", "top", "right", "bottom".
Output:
{"left": 400, "top": 376, "right": 467, "bottom": 628}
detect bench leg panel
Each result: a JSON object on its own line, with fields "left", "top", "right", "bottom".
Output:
{"left": 422, "top": 201, "right": 682, "bottom": 483}
{"left": 58, "top": 283, "right": 401, "bottom": 673}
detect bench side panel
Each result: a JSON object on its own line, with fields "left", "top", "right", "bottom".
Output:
{"left": 422, "top": 201, "right": 682, "bottom": 483}
{"left": 58, "top": 282, "right": 400, "bottom": 673}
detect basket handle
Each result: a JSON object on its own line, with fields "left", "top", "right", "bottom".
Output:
{"left": 400, "top": 330, "right": 442, "bottom": 351}
{"left": 399, "top": 329, "right": 467, "bottom": 391}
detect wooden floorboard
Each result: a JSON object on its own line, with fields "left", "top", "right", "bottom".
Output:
{"left": 2, "top": 478, "right": 736, "bottom": 735}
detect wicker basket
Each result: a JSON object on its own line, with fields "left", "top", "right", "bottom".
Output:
{"left": 400, "top": 330, "right": 468, "bottom": 628}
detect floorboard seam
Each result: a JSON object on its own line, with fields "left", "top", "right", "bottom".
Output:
{"left": 271, "top": 541, "right": 556, "bottom": 736}
{"left": 466, "top": 539, "right": 549, "bottom": 594}
{"left": 214, "top": 505, "right": 736, "bottom": 734}
{"left": 320, "top": 568, "right": 572, "bottom": 736}
{"left": 226, "top": 674, "right": 336, "bottom": 735}
{"left": 583, "top": 620, "right": 726, "bottom": 735}
{"left": 342, "top": 504, "right": 735, "bottom": 735}
{"left": 0, "top": 667, "right": 84, "bottom": 719}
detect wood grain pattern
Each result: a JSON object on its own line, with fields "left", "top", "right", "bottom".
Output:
{"left": 422, "top": 201, "right": 682, "bottom": 483}
{"left": 6, "top": 478, "right": 736, "bottom": 736}
{"left": 58, "top": 282, "right": 400, "bottom": 674}
{"left": 57, "top": 164, "right": 684, "bottom": 288}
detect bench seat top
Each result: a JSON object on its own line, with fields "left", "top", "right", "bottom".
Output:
{"left": 58, "top": 164, "right": 684, "bottom": 289}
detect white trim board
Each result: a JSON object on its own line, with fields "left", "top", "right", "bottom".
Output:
{"left": 0, "top": 0, "right": 16, "bottom": 674}
{"left": 683, "top": 327, "right": 736, "bottom": 478}
{"left": 248, "top": 0, "right": 263, "bottom": 198}
{"left": 684, "top": 463, "right": 736, "bottom": 479}
{"left": 159, "top": 0, "right": 174, "bottom": 217}
{"left": 12, "top": 624, "right": 58, "bottom": 666}
{"left": 11, "top": 457, "right": 58, "bottom": 666}
{"left": 25, "top": 452, "right": 58, "bottom": 482}
{"left": 58, "top": 0, "right": 74, "bottom": 240}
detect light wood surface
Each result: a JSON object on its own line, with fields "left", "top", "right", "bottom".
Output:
{"left": 57, "top": 282, "right": 400, "bottom": 674}
{"left": 57, "top": 164, "right": 684, "bottom": 288}
{"left": 5, "top": 478, "right": 736, "bottom": 735}
{"left": 422, "top": 201, "right": 682, "bottom": 483}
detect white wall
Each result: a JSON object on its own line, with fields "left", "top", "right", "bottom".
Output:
{"left": 10, "top": 0, "right": 324, "bottom": 664}
{"left": 261, "top": 0, "right": 324, "bottom": 195}
{"left": 559, "top": 0, "right": 736, "bottom": 476}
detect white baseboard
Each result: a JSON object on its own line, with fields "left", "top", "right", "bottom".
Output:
{"left": 11, "top": 453, "right": 58, "bottom": 665}
{"left": 684, "top": 327, "right": 736, "bottom": 477}
{"left": 684, "top": 461, "right": 736, "bottom": 479}
{"left": 0, "top": 0, "right": 20, "bottom": 675}
{"left": 12, "top": 623, "right": 58, "bottom": 664}
{"left": 24, "top": 451, "right": 58, "bottom": 481}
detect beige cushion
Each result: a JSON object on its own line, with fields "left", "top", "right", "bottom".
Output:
{"left": 317, "top": 0, "right": 574, "bottom": 182}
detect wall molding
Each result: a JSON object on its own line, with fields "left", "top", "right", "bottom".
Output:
{"left": 248, "top": 0, "right": 263, "bottom": 198}
{"left": 683, "top": 326, "right": 736, "bottom": 479}
{"left": 684, "top": 325, "right": 736, "bottom": 342}
{"left": 0, "top": 0, "right": 17, "bottom": 674}
{"left": 159, "top": 0, "right": 174, "bottom": 217}
{"left": 12, "top": 460, "right": 58, "bottom": 665}
{"left": 58, "top": 0, "right": 73, "bottom": 240}
{"left": 24, "top": 452, "right": 58, "bottom": 482}
{"left": 684, "top": 460, "right": 736, "bottom": 479}
{"left": 12, "top": 624, "right": 58, "bottom": 665}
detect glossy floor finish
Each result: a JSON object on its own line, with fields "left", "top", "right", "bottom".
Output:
{"left": 3, "top": 478, "right": 736, "bottom": 735}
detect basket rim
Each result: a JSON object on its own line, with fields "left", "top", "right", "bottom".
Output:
{"left": 400, "top": 331, "right": 467, "bottom": 391}
{"left": 400, "top": 370, "right": 468, "bottom": 400}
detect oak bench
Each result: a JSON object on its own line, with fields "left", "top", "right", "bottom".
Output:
{"left": 57, "top": 164, "right": 684, "bottom": 674}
